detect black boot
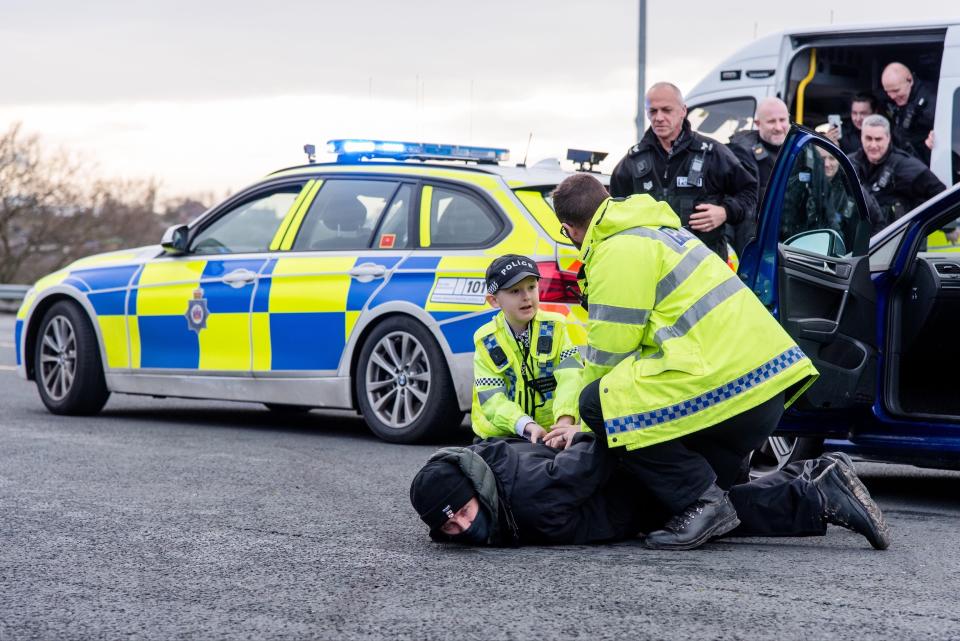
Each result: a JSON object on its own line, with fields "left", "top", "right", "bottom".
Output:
{"left": 815, "top": 459, "right": 890, "bottom": 550}
{"left": 643, "top": 484, "right": 740, "bottom": 550}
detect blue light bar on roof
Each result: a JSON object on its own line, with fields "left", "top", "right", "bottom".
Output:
{"left": 326, "top": 139, "right": 509, "bottom": 164}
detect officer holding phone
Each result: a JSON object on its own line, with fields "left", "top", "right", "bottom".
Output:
{"left": 824, "top": 93, "right": 878, "bottom": 158}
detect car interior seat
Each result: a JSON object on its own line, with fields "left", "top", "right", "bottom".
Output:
{"left": 310, "top": 194, "right": 369, "bottom": 249}
{"left": 432, "top": 197, "right": 489, "bottom": 245}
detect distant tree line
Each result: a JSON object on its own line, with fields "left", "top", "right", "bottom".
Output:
{"left": 0, "top": 122, "right": 214, "bottom": 283}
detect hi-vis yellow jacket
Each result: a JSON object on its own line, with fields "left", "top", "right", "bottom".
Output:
{"left": 579, "top": 194, "right": 818, "bottom": 450}
{"left": 471, "top": 310, "right": 582, "bottom": 439}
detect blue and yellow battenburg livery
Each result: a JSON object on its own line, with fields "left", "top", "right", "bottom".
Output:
{"left": 15, "top": 139, "right": 596, "bottom": 442}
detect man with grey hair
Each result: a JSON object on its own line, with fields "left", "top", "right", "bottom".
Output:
{"left": 727, "top": 96, "right": 790, "bottom": 254}
{"left": 849, "top": 113, "right": 945, "bottom": 226}
{"left": 610, "top": 82, "right": 758, "bottom": 260}
{"left": 881, "top": 62, "right": 936, "bottom": 165}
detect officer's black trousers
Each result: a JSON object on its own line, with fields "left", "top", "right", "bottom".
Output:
{"left": 579, "top": 378, "right": 787, "bottom": 515}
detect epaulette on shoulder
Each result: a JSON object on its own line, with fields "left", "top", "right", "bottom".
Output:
{"left": 628, "top": 143, "right": 643, "bottom": 157}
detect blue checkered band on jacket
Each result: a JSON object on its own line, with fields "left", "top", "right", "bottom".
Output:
{"left": 604, "top": 346, "right": 806, "bottom": 435}
{"left": 482, "top": 334, "right": 516, "bottom": 398}
{"left": 475, "top": 377, "right": 504, "bottom": 387}
{"left": 537, "top": 322, "right": 556, "bottom": 400}
{"left": 560, "top": 347, "right": 579, "bottom": 360}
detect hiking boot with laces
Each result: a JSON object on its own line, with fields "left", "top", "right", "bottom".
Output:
{"left": 643, "top": 484, "right": 740, "bottom": 550}
{"left": 815, "top": 459, "right": 890, "bottom": 550}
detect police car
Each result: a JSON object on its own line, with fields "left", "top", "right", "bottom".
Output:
{"left": 13, "top": 139, "right": 599, "bottom": 443}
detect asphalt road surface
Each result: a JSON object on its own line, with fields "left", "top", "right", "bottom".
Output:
{"left": 2, "top": 313, "right": 960, "bottom": 641}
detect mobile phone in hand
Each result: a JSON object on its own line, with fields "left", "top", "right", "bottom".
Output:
{"left": 828, "top": 114, "right": 842, "bottom": 138}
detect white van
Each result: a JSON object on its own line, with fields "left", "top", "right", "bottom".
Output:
{"left": 684, "top": 20, "right": 960, "bottom": 187}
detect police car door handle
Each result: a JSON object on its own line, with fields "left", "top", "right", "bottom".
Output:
{"left": 349, "top": 263, "right": 387, "bottom": 283}
{"left": 221, "top": 268, "right": 258, "bottom": 288}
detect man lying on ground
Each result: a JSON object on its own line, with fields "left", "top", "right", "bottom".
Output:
{"left": 409, "top": 433, "right": 889, "bottom": 550}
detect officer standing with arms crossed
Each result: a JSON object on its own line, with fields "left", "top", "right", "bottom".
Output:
{"left": 727, "top": 97, "right": 790, "bottom": 254}
{"left": 609, "top": 82, "right": 758, "bottom": 260}
{"left": 849, "top": 114, "right": 945, "bottom": 228}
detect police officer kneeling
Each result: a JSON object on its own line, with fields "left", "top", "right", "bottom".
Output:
{"left": 609, "top": 82, "right": 758, "bottom": 260}
{"left": 409, "top": 434, "right": 889, "bottom": 549}
{"left": 551, "top": 173, "right": 819, "bottom": 550}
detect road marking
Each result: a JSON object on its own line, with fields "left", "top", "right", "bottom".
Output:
{"left": 0, "top": 365, "right": 18, "bottom": 371}
{"left": 0, "top": 342, "right": 14, "bottom": 348}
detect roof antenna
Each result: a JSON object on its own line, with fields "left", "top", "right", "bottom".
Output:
{"left": 519, "top": 133, "right": 533, "bottom": 167}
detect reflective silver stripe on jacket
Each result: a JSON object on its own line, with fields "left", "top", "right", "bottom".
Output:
{"left": 653, "top": 276, "right": 746, "bottom": 347}
{"left": 589, "top": 303, "right": 651, "bottom": 325}
{"left": 655, "top": 243, "right": 714, "bottom": 305}
{"left": 555, "top": 356, "right": 583, "bottom": 371}
{"left": 477, "top": 386, "right": 507, "bottom": 405}
{"left": 612, "top": 226, "right": 688, "bottom": 253}
{"left": 584, "top": 346, "right": 635, "bottom": 367}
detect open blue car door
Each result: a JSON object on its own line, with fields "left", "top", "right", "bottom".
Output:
{"left": 742, "top": 124, "right": 960, "bottom": 471}
{"left": 739, "top": 125, "right": 877, "bottom": 439}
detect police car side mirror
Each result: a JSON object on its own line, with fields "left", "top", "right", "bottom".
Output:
{"left": 161, "top": 224, "right": 190, "bottom": 255}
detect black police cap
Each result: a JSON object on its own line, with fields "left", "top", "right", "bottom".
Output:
{"left": 485, "top": 254, "right": 540, "bottom": 295}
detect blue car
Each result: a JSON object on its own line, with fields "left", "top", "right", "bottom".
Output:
{"left": 741, "top": 125, "right": 960, "bottom": 474}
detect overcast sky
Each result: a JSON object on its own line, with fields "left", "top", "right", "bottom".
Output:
{"left": 1, "top": 0, "right": 956, "bottom": 197}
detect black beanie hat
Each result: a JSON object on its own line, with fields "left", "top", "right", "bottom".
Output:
{"left": 410, "top": 460, "right": 476, "bottom": 531}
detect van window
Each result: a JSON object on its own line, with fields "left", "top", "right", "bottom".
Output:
{"left": 687, "top": 97, "right": 755, "bottom": 143}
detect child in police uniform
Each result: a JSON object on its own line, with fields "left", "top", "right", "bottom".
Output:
{"left": 471, "top": 254, "right": 583, "bottom": 442}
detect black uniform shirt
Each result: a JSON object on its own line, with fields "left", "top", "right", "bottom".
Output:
{"left": 839, "top": 120, "right": 864, "bottom": 157}
{"left": 850, "top": 146, "right": 946, "bottom": 226}
{"left": 609, "top": 120, "right": 758, "bottom": 257}
{"left": 883, "top": 78, "right": 937, "bottom": 165}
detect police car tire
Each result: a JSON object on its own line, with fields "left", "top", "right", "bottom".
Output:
{"left": 34, "top": 300, "right": 110, "bottom": 416}
{"left": 355, "top": 317, "right": 461, "bottom": 444}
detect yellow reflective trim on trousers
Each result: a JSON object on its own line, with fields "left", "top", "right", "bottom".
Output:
{"left": 279, "top": 179, "right": 323, "bottom": 250}
{"left": 98, "top": 316, "right": 129, "bottom": 368}
{"left": 270, "top": 180, "right": 314, "bottom": 251}
{"left": 420, "top": 185, "right": 433, "bottom": 247}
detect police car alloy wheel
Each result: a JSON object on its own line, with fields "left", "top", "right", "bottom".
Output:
{"left": 34, "top": 300, "right": 110, "bottom": 416}
{"left": 749, "top": 436, "right": 824, "bottom": 479}
{"left": 355, "top": 317, "right": 461, "bottom": 443}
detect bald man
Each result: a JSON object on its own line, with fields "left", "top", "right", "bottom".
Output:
{"left": 726, "top": 97, "right": 790, "bottom": 254}
{"left": 881, "top": 62, "right": 936, "bottom": 165}
{"left": 610, "top": 82, "right": 758, "bottom": 260}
